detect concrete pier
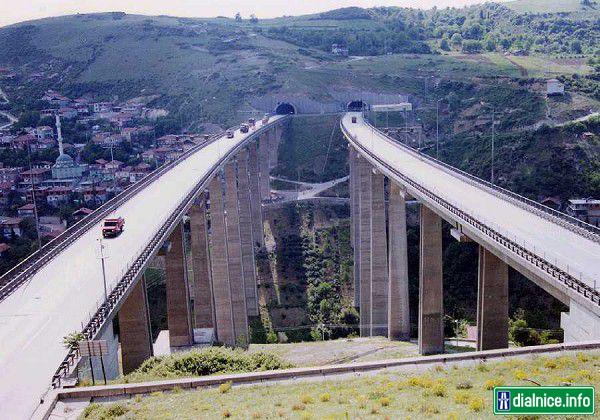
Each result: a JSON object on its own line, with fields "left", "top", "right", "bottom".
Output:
{"left": 476, "top": 246, "right": 509, "bottom": 351}
{"left": 350, "top": 147, "right": 360, "bottom": 307}
{"left": 258, "top": 134, "right": 270, "bottom": 200}
{"left": 208, "top": 175, "right": 235, "bottom": 346}
{"left": 119, "top": 275, "right": 153, "bottom": 374}
{"left": 370, "top": 170, "right": 388, "bottom": 337}
{"left": 388, "top": 182, "right": 410, "bottom": 340}
{"left": 224, "top": 161, "right": 249, "bottom": 346}
{"left": 247, "top": 143, "right": 264, "bottom": 247}
{"left": 268, "top": 127, "right": 280, "bottom": 169}
{"left": 358, "top": 156, "right": 372, "bottom": 337}
{"left": 236, "top": 149, "right": 258, "bottom": 316}
{"left": 418, "top": 205, "right": 444, "bottom": 355}
{"left": 189, "top": 199, "right": 214, "bottom": 329}
{"left": 165, "top": 221, "right": 193, "bottom": 347}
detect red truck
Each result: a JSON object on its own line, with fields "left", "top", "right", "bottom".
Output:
{"left": 102, "top": 217, "right": 125, "bottom": 238}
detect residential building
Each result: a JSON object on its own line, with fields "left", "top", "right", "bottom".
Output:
{"left": 0, "top": 217, "right": 23, "bottom": 238}
{"left": 547, "top": 79, "right": 565, "bottom": 96}
{"left": 20, "top": 168, "right": 52, "bottom": 184}
{"left": 567, "top": 198, "right": 600, "bottom": 226}
{"left": 17, "top": 203, "right": 36, "bottom": 217}
{"left": 331, "top": 43, "right": 349, "bottom": 56}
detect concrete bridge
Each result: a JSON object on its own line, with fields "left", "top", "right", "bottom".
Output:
{"left": 0, "top": 108, "right": 599, "bottom": 419}
{"left": 342, "top": 111, "right": 600, "bottom": 354}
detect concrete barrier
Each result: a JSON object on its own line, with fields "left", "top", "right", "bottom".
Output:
{"left": 32, "top": 341, "right": 600, "bottom": 420}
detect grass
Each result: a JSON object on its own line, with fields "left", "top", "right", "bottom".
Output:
{"left": 505, "top": 0, "right": 595, "bottom": 14}
{"left": 79, "top": 351, "right": 600, "bottom": 419}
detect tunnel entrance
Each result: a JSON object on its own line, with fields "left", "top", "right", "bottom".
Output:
{"left": 347, "top": 100, "right": 367, "bottom": 112}
{"left": 275, "top": 102, "right": 296, "bottom": 115}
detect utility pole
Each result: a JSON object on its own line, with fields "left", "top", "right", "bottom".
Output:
{"left": 97, "top": 238, "right": 108, "bottom": 301}
{"left": 491, "top": 109, "right": 495, "bottom": 185}
{"left": 436, "top": 100, "right": 440, "bottom": 159}
{"left": 26, "top": 141, "right": 42, "bottom": 250}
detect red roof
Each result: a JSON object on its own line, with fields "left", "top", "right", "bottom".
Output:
{"left": 0, "top": 243, "right": 10, "bottom": 253}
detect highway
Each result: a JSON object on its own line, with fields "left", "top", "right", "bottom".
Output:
{"left": 0, "top": 117, "right": 279, "bottom": 419}
{"left": 343, "top": 112, "right": 600, "bottom": 294}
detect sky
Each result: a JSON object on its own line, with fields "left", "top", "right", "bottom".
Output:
{"left": 0, "top": 0, "right": 508, "bottom": 27}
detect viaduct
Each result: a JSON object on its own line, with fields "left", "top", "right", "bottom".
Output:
{"left": 0, "top": 103, "right": 599, "bottom": 419}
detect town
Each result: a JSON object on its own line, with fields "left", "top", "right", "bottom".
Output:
{"left": 0, "top": 87, "right": 210, "bottom": 274}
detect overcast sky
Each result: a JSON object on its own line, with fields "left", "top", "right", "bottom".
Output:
{"left": 0, "top": 0, "right": 507, "bottom": 27}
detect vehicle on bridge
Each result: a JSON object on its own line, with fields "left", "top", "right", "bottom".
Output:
{"left": 248, "top": 118, "right": 256, "bottom": 128}
{"left": 102, "top": 217, "right": 125, "bottom": 238}
{"left": 262, "top": 114, "right": 270, "bottom": 124}
{"left": 240, "top": 123, "right": 249, "bottom": 133}
{"left": 226, "top": 130, "right": 234, "bottom": 139}
{"left": 352, "top": 116, "right": 357, "bottom": 123}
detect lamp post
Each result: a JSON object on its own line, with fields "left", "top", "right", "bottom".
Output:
{"left": 97, "top": 238, "right": 108, "bottom": 301}
{"left": 436, "top": 98, "right": 443, "bottom": 160}
{"left": 480, "top": 102, "right": 497, "bottom": 185}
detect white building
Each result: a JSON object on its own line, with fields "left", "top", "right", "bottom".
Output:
{"left": 567, "top": 198, "right": 600, "bottom": 226}
{"left": 546, "top": 79, "right": 565, "bottom": 96}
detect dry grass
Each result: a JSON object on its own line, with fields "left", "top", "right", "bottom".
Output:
{"left": 80, "top": 351, "right": 600, "bottom": 419}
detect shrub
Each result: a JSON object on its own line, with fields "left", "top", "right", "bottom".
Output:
{"left": 483, "top": 378, "right": 503, "bottom": 390}
{"left": 319, "top": 393, "right": 331, "bottom": 402}
{"left": 454, "top": 391, "right": 471, "bottom": 405}
{"left": 219, "top": 382, "right": 232, "bottom": 394}
{"left": 432, "top": 383, "right": 447, "bottom": 397}
{"left": 128, "top": 347, "right": 293, "bottom": 381}
{"left": 292, "top": 403, "right": 305, "bottom": 411}
{"left": 300, "top": 394, "right": 313, "bottom": 404}
{"left": 105, "top": 403, "right": 129, "bottom": 417}
{"left": 222, "top": 409, "right": 231, "bottom": 418}
{"left": 469, "top": 397, "right": 485, "bottom": 412}
{"left": 456, "top": 381, "right": 472, "bottom": 389}
{"left": 82, "top": 403, "right": 100, "bottom": 418}
{"left": 544, "top": 359, "right": 558, "bottom": 369}
{"left": 379, "top": 396, "right": 391, "bottom": 407}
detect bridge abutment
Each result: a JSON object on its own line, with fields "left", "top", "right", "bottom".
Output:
{"left": 165, "top": 221, "right": 193, "bottom": 347}
{"left": 418, "top": 205, "right": 444, "bottom": 355}
{"left": 119, "top": 275, "right": 153, "bottom": 374}
{"left": 476, "top": 246, "right": 509, "bottom": 351}
{"left": 388, "top": 182, "right": 410, "bottom": 340}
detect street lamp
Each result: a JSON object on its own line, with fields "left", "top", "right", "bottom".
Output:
{"left": 436, "top": 98, "right": 444, "bottom": 160}
{"left": 97, "top": 238, "right": 108, "bottom": 301}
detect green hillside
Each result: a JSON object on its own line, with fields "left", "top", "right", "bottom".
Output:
{"left": 506, "top": 0, "right": 598, "bottom": 14}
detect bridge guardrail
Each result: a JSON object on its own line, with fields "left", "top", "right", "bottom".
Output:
{"left": 50, "top": 118, "right": 289, "bottom": 389}
{"left": 364, "top": 115, "right": 600, "bottom": 244}
{"left": 0, "top": 129, "right": 237, "bottom": 302}
{"left": 341, "top": 122, "right": 600, "bottom": 309}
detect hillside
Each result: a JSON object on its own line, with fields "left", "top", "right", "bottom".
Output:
{"left": 506, "top": 0, "right": 600, "bottom": 14}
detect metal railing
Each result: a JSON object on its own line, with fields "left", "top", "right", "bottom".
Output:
{"left": 341, "top": 121, "right": 600, "bottom": 309}
{"left": 50, "top": 117, "right": 288, "bottom": 388}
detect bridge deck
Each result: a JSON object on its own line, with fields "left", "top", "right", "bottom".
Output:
{"left": 343, "top": 112, "right": 600, "bottom": 292}
{"left": 0, "top": 117, "right": 279, "bottom": 419}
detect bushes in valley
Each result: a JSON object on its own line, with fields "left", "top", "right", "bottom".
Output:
{"left": 125, "top": 347, "right": 293, "bottom": 381}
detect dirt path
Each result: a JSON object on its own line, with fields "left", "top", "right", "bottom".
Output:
{"left": 505, "top": 55, "right": 528, "bottom": 77}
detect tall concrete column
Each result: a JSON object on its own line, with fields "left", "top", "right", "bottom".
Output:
{"left": 258, "top": 134, "right": 270, "bottom": 200}
{"left": 418, "top": 205, "right": 444, "bottom": 355}
{"left": 189, "top": 198, "right": 214, "bottom": 330}
{"left": 119, "top": 275, "right": 153, "bottom": 374}
{"left": 476, "top": 246, "right": 509, "bottom": 351}
{"left": 268, "top": 127, "right": 280, "bottom": 169}
{"left": 224, "top": 161, "right": 249, "bottom": 346}
{"left": 165, "top": 221, "right": 193, "bottom": 347}
{"left": 388, "top": 182, "right": 410, "bottom": 340}
{"left": 236, "top": 149, "right": 258, "bottom": 316}
{"left": 358, "top": 156, "right": 372, "bottom": 337}
{"left": 370, "top": 170, "right": 388, "bottom": 337}
{"left": 247, "top": 143, "right": 264, "bottom": 247}
{"left": 208, "top": 175, "right": 235, "bottom": 346}
{"left": 350, "top": 147, "right": 360, "bottom": 307}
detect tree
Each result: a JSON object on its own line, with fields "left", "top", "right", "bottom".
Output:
{"left": 440, "top": 38, "right": 450, "bottom": 51}
{"left": 234, "top": 12, "right": 242, "bottom": 22}
{"left": 571, "top": 40, "right": 582, "bottom": 54}
{"left": 249, "top": 14, "right": 258, "bottom": 24}
{"left": 462, "top": 40, "right": 482, "bottom": 54}
{"left": 450, "top": 32, "right": 463, "bottom": 47}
